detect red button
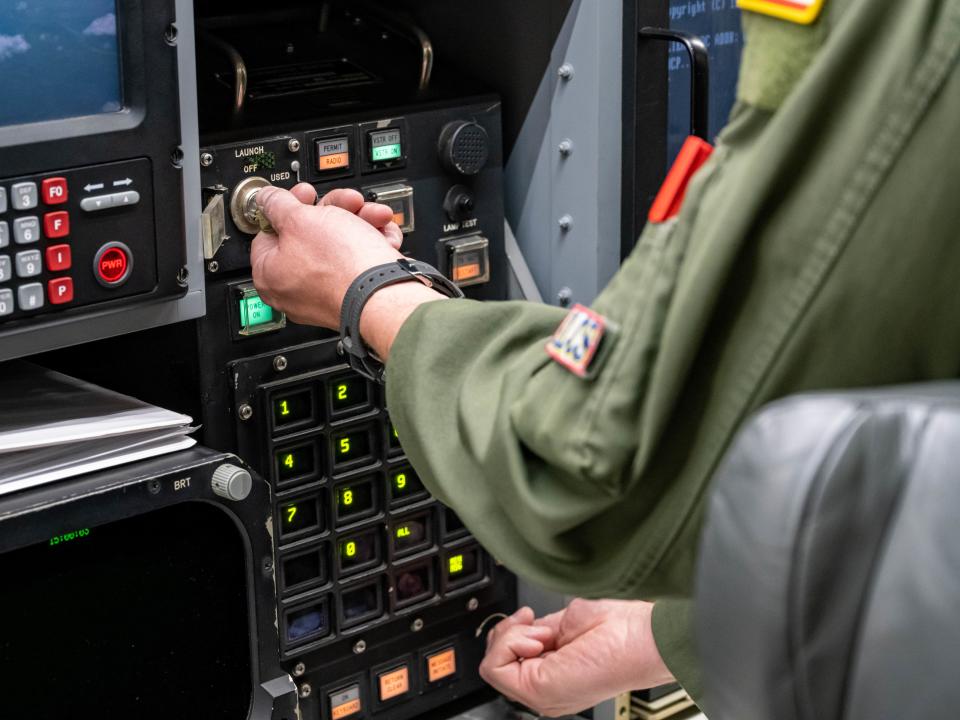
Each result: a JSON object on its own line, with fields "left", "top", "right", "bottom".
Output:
{"left": 44, "top": 211, "right": 70, "bottom": 239}
{"left": 46, "top": 244, "right": 72, "bottom": 272}
{"left": 48, "top": 277, "right": 74, "bottom": 305}
{"left": 41, "top": 177, "right": 68, "bottom": 205}
{"left": 96, "top": 243, "right": 131, "bottom": 286}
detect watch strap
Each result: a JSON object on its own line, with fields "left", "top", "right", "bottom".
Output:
{"left": 339, "top": 258, "right": 464, "bottom": 382}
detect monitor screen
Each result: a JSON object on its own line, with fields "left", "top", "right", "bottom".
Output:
{"left": 0, "top": 0, "right": 123, "bottom": 126}
{"left": 667, "top": 1, "right": 743, "bottom": 166}
{"left": 0, "top": 501, "right": 253, "bottom": 720}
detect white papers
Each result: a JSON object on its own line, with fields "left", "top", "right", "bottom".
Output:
{"left": 0, "top": 363, "right": 196, "bottom": 495}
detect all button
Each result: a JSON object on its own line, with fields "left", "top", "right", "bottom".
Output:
{"left": 94, "top": 242, "right": 133, "bottom": 287}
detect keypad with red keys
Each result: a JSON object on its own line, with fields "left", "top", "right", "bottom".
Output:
{"left": 0, "top": 158, "right": 156, "bottom": 324}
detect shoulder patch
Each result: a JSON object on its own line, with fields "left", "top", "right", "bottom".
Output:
{"left": 737, "top": 0, "right": 825, "bottom": 25}
{"left": 546, "top": 304, "right": 609, "bottom": 378}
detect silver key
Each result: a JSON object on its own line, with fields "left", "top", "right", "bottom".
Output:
{"left": 0, "top": 255, "right": 10, "bottom": 283}
{"left": 15, "top": 249, "right": 41, "bottom": 278}
{"left": 0, "top": 221, "right": 8, "bottom": 248}
{"left": 17, "top": 283, "right": 43, "bottom": 311}
{"left": 0, "top": 187, "right": 7, "bottom": 214}
{"left": 13, "top": 216, "right": 39, "bottom": 244}
{"left": 0, "top": 288, "right": 12, "bottom": 317}
{"left": 11, "top": 182, "right": 38, "bottom": 210}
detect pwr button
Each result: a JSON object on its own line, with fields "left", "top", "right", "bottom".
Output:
{"left": 94, "top": 242, "right": 133, "bottom": 287}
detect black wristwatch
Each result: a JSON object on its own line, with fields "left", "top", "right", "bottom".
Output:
{"left": 338, "top": 258, "right": 464, "bottom": 382}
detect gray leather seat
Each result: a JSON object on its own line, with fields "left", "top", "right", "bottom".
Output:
{"left": 696, "top": 386, "right": 960, "bottom": 720}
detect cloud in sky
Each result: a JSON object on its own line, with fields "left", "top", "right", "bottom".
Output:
{"left": 0, "top": 34, "right": 30, "bottom": 61}
{"left": 83, "top": 13, "right": 116, "bottom": 37}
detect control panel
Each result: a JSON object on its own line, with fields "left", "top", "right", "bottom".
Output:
{"left": 198, "top": 96, "right": 506, "bottom": 299}
{"left": 0, "top": 160, "right": 156, "bottom": 323}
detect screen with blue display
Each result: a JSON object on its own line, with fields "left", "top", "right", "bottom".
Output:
{"left": 0, "top": 0, "right": 122, "bottom": 126}
{"left": 668, "top": 0, "right": 743, "bottom": 165}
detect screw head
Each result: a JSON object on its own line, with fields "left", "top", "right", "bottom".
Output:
{"left": 558, "top": 139, "right": 574, "bottom": 157}
{"left": 200, "top": 152, "right": 214, "bottom": 167}
{"left": 557, "top": 287, "right": 573, "bottom": 307}
{"left": 467, "top": 597, "right": 480, "bottom": 612}
{"left": 288, "top": 138, "right": 301, "bottom": 153}
{"left": 299, "top": 683, "right": 312, "bottom": 699}
{"left": 207, "top": 260, "right": 219, "bottom": 273}
{"left": 293, "top": 662, "right": 306, "bottom": 677}
{"left": 558, "top": 63, "right": 575, "bottom": 80}
{"left": 558, "top": 214, "right": 573, "bottom": 232}
{"left": 411, "top": 618, "right": 425, "bottom": 632}
{"left": 176, "top": 266, "right": 189, "bottom": 287}
{"left": 238, "top": 404, "right": 254, "bottom": 421}
{"left": 353, "top": 640, "right": 367, "bottom": 655}
{"left": 273, "top": 355, "right": 288, "bottom": 372}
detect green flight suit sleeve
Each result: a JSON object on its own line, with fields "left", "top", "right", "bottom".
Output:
{"left": 388, "top": 0, "right": 960, "bottom": 708}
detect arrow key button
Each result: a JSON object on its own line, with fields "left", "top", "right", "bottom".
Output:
{"left": 110, "top": 190, "right": 140, "bottom": 207}
{"left": 80, "top": 194, "right": 116, "bottom": 213}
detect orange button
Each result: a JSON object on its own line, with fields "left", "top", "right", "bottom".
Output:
{"left": 392, "top": 211, "right": 405, "bottom": 227}
{"left": 331, "top": 699, "right": 361, "bottom": 720}
{"left": 427, "top": 647, "right": 457, "bottom": 683}
{"left": 319, "top": 152, "right": 350, "bottom": 171}
{"left": 378, "top": 666, "right": 410, "bottom": 701}
{"left": 453, "top": 263, "right": 481, "bottom": 282}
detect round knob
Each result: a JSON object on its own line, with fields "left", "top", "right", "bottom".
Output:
{"left": 443, "top": 185, "right": 475, "bottom": 222}
{"left": 439, "top": 121, "right": 490, "bottom": 176}
{"left": 230, "top": 176, "right": 273, "bottom": 235}
{"left": 211, "top": 463, "right": 252, "bottom": 502}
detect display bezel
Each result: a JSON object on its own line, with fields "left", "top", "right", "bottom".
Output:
{"left": 0, "top": 0, "right": 146, "bottom": 148}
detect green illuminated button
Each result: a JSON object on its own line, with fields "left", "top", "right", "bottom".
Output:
{"left": 272, "top": 388, "right": 314, "bottom": 430}
{"left": 338, "top": 529, "right": 379, "bottom": 572}
{"left": 330, "top": 377, "right": 369, "bottom": 414}
{"left": 388, "top": 466, "right": 425, "bottom": 504}
{"left": 393, "top": 513, "right": 430, "bottom": 555}
{"left": 332, "top": 429, "right": 372, "bottom": 468}
{"left": 370, "top": 129, "right": 402, "bottom": 163}
{"left": 445, "top": 547, "right": 482, "bottom": 586}
{"left": 335, "top": 480, "right": 375, "bottom": 523}
{"left": 239, "top": 294, "right": 274, "bottom": 328}
{"left": 279, "top": 497, "right": 321, "bottom": 537}
{"left": 275, "top": 444, "right": 316, "bottom": 485}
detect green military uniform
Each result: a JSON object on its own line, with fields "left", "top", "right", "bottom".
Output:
{"left": 386, "top": 0, "right": 960, "bottom": 705}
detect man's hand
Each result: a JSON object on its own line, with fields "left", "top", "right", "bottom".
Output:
{"left": 480, "top": 601, "right": 676, "bottom": 718}
{"left": 251, "top": 184, "right": 444, "bottom": 359}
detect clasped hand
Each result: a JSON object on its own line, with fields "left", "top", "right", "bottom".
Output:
{"left": 480, "top": 600, "right": 675, "bottom": 718}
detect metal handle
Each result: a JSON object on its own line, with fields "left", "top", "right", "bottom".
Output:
{"left": 639, "top": 27, "right": 710, "bottom": 140}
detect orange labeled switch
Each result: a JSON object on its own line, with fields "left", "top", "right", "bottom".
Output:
{"left": 316, "top": 137, "right": 351, "bottom": 173}
{"left": 377, "top": 666, "right": 410, "bottom": 701}
{"left": 427, "top": 647, "right": 457, "bottom": 683}
{"left": 329, "top": 684, "right": 362, "bottom": 720}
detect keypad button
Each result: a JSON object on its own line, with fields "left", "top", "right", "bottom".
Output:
{"left": 48, "top": 277, "right": 73, "bottom": 305}
{"left": 110, "top": 190, "right": 140, "bottom": 207}
{"left": 11, "top": 182, "right": 38, "bottom": 210}
{"left": 13, "top": 217, "right": 40, "bottom": 245}
{"left": 17, "top": 283, "right": 43, "bottom": 311}
{"left": 45, "top": 244, "right": 71, "bottom": 272}
{"left": 0, "top": 256, "right": 10, "bottom": 283}
{"left": 0, "top": 288, "right": 13, "bottom": 317}
{"left": 41, "top": 177, "right": 68, "bottom": 205}
{"left": 0, "top": 221, "right": 8, "bottom": 249}
{"left": 43, "top": 211, "right": 69, "bottom": 239}
{"left": 15, "top": 249, "right": 42, "bottom": 278}
{"left": 94, "top": 242, "right": 133, "bottom": 287}
{"left": 80, "top": 194, "right": 114, "bottom": 212}
{"left": 0, "top": 188, "right": 7, "bottom": 214}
